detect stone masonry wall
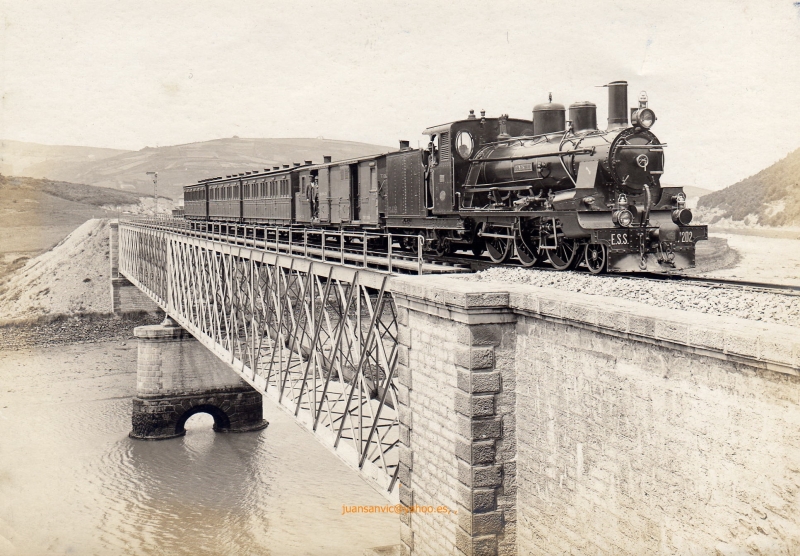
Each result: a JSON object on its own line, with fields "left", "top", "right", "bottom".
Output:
{"left": 135, "top": 324, "right": 251, "bottom": 398}
{"left": 389, "top": 274, "right": 800, "bottom": 556}
{"left": 132, "top": 322, "right": 267, "bottom": 439}
{"left": 514, "top": 315, "right": 800, "bottom": 555}
{"left": 112, "top": 277, "right": 161, "bottom": 314}
{"left": 392, "top": 284, "right": 519, "bottom": 556}
{"left": 397, "top": 307, "right": 462, "bottom": 555}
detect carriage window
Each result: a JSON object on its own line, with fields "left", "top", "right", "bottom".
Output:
{"left": 455, "top": 130, "right": 474, "bottom": 159}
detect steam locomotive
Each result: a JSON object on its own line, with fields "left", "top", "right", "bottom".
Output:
{"left": 184, "top": 80, "right": 707, "bottom": 273}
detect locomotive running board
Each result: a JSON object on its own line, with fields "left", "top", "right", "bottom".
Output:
{"left": 384, "top": 217, "right": 464, "bottom": 229}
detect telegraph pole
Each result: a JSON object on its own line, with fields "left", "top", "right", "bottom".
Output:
{"left": 146, "top": 171, "right": 158, "bottom": 216}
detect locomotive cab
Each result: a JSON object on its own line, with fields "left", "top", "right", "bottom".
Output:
{"left": 423, "top": 115, "right": 533, "bottom": 215}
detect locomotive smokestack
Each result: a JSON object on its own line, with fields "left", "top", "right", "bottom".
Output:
{"left": 323, "top": 155, "right": 332, "bottom": 163}
{"left": 607, "top": 80, "right": 628, "bottom": 129}
{"left": 399, "top": 140, "right": 410, "bottom": 151}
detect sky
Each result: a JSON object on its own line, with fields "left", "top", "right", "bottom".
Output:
{"left": 1, "top": 0, "right": 800, "bottom": 189}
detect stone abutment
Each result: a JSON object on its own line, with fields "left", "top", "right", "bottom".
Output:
{"left": 389, "top": 274, "right": 800, "bottom": 556}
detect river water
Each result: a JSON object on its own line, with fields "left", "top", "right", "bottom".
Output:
{"left": 0, "top": 340, "right": 399, "bottom": 555}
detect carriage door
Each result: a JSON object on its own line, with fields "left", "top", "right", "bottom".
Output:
{"left": 350, "top": 163, "right": 360, "bottom": 221}
{"left": 367, "top": 164, "right": 378, "bottom": 223}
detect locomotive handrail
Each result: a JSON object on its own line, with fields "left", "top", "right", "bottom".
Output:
{"left": 468, "top": 147, "right": 595, "bottom": 164}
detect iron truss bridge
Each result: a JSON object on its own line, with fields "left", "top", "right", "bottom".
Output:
{"left": 117, "top": 218, "right": 461, "bottom": 499}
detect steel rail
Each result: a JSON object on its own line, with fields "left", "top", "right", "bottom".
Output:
{"left": 434, "top": 251, "right": 800, "bottom": 296}
{"left": 123, "top": 217, "right": 799, "bottom": 294}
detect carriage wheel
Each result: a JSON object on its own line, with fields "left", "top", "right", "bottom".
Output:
{"left": 547, "top": 238, "right": 580, "bottom": 271}
{"left": 584, "top": 243, "right": 607, "bottom": 274}
{"left": 435, "top": 236, "right": 452, "bottom": 257}
{"left": 402, "top": 235, "right": 419, "bottom": 254}
{"left": 471, "top": 237, "right": 485, "bottom": 257}
{"left": 514, "top": 231, "right": 539, "bottom": 268}
{"left": 485, "top": 227, "right": 513, "bottom": 264}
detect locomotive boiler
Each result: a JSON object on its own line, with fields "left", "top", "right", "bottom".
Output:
{"left": 183, "top": 80, "right": 707, "bottom": 274}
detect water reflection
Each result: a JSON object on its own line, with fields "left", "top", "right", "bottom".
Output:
{"left": 92, "top": 413, "right": 271, "bottom": 555}
{"left": 0, "top": 343, "right": 398, "bottom": 556}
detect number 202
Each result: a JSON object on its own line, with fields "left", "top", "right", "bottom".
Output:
{"left": 680, "top": 231, "right": 693, "bottom": 242}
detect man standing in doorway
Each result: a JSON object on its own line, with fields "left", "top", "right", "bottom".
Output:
{"left": 312, "top": 176, "right": 320, "bottom": 221}
{"left": 305, "top": 176, "right": 317, "bottom": 222}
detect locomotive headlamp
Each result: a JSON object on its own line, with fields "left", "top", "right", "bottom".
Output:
{"left": 672, "top": 208, "right": 693, "bottom": 226}
{"left": 613, "top": 209, "right": 634, "bottom": 227}
{"left": 632, "top": 108, "right": 657, "bottom": 129}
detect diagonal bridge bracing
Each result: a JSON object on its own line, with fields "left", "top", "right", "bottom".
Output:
{"left": 117, "top": 220, "right": 404, "bottom": 500}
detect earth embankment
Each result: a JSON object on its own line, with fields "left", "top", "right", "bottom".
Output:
{"left": 0, "top": 219, "right": 115, "bottom": 321}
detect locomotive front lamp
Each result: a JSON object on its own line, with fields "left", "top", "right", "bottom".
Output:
{"left": 632, "top": 108, "right": 657, "bottom": 129}
{"left": 613, "top": 208, "right": 634, "bottom": 227}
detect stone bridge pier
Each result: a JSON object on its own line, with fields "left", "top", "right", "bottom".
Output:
{"left": 130, "top": 317, "right": 268, "bottom": 440}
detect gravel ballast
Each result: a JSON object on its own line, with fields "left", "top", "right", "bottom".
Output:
{"left": 462, "top": 267, "right": 800, "bottom": 327}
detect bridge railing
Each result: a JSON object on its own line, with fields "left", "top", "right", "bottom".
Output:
{"left": 117, "top": 220, "right": 404, "bottom": 498}
{"left": 123, "top": 216, "right": 450, "bottom": 275}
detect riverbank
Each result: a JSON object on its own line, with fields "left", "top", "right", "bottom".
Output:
{"left": 0, "top": 311, "right": 162, "bottom": 351}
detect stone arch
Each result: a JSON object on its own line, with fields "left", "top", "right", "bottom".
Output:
{"left": 175, "top": 404, "right": 232, "bottom": 435}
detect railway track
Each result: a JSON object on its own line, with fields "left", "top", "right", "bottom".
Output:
{"left": 130, "top": 219, "right": 799, "bottom": 296}
{"left": 431, "top": 251, "right": 800, "bottom": 296}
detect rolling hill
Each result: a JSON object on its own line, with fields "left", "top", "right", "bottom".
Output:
{"left": 0, "top": 175, "right": 154, "bottom": 265}
{"left": 697, "top": 147, "right": 800, "bottom": 227}
{"left": 0, "top": 140, "right": 130, "bottom": 179}
{"left": 2, "top": 137, "right": 394, "bottom": 200}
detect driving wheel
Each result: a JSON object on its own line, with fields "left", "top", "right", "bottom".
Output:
{"left": 547, "top": 238, "right": 580, "bottom": 271}
{"left": 514, "top": 230, "right": 539, "bottom": 268}
{"left": 484, "top": 226, "right": 512, "bottom": 263}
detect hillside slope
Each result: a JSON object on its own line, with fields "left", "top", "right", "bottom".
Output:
{"left": 0, "top": 175, "right": 158, "bottom": 261}
{"left": 697, "top": 147, "right": 800, "bottom": 226}
{"left": 0, "top": 140, "right": 130, "bottom": 178}
{"left": 22, "top": 137, "right": 394, "bottom": 200}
